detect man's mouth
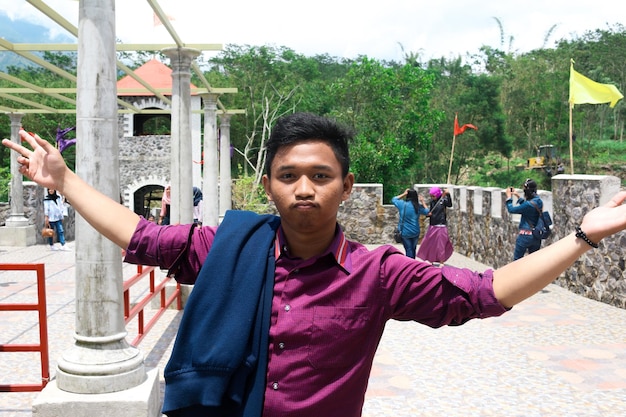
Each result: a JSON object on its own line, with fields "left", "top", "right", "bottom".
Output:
{"left": 293, "top": 201, "right": 316, "bottom": 209}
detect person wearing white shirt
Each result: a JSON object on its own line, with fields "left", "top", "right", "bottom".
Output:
{"left": 43, "top": 188, "right": 70, "bottom": 251}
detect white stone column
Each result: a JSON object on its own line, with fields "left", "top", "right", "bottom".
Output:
{"left": 218, "top": 113, "right": 233, "bottom": 216}
{"left": 5, "top": 113, "right": 29, "bottom": 226}
{"left": 0, "top": 113, "right": 36, "bottom": 246}
{"left": 201, "top": 93, "right": 220, "bottom": 226}
{"left": 54, "top": 0, "right": 145, "bottom": 394}
{"left": 191, "top": 96, "right": 203, "bottom": 188}
{"left": 162, "top": 47, "right": 200, "bottom": 225}
{"left": 34, "top": 2, "right": 159, "bottom": 416}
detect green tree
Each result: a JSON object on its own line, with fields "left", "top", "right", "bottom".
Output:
{"left": 207, "top": 45, "right": 316, "bottom": 186}
{"left": 0, "top": 54, "right": 78, "bottom": 177}
{"left": 425, "top": 55, "right": 511, "bottom": 185}
{"left": 328, "top": 57, "right": 443, "bottom": 198}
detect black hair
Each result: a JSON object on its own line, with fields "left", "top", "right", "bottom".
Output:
{"left": 44, "top": 189, "right": 60, "bottom": 201}
{"left": 406, "top": 189, "right": 421, "bottom": 214}
{"left": 523, "top": 178, "right": 537, "bottom": 199}
{"left": 264, "top": 112, "right": 353, "bottom": 178}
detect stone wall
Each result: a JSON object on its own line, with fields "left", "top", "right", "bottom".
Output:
{"left": 334, "top": 175, "right": 625, "bottom": 309}
{"left": 119, "top": 135, "right": 171, "bottom": 197}
{"left": 1, "top": 175, "right": 623, "bottom": 308}
{"left": 550, "top": 175, "right": 625, "bottom": 307}
{"left": 437, "top": 175, "right": 625, "bottom": 308}
{"left": 337, "top": 183, "right": 399, "bottom": 243}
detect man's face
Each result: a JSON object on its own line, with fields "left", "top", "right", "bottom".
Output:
{"left": 263, "top": 140, "right": 354, "bottom": 235}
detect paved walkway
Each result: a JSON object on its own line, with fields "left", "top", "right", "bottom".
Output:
{"left": 1, "top": 243, "right": 626, "bottom": 416}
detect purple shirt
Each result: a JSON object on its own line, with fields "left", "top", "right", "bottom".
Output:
{"left": 125, "top": 218, "right": 507, "bottom": 417}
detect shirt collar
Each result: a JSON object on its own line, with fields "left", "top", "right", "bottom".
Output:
{"left": 274, "top": 224, "right": 351, "bottom": 272}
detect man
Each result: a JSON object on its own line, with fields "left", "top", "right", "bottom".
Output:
{"left": 506, "top": 178, "right": 543, "bottom": 260}
{"left": 4, "top": 113, "right": 626, "bottom": 417}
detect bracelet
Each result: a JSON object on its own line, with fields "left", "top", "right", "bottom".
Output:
{"left": 575, "top": 226, "right": 598, "bottom": 249}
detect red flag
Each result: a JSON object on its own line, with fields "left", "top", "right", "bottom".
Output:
{"left": 453, "top": 114, "right": 477, "bottom": 136}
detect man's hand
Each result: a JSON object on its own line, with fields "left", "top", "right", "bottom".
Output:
{"left": 579, "top": 191, "right": 626, "bottom": 244}
{"left": 2, "top": 130, "right": 70, "bottom": 193}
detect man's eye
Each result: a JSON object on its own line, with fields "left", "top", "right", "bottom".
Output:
{"left": 313, "top": 173, "right": 329, "bottom": 179}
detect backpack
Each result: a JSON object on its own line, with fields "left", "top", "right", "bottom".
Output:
{"left": 529, "top": 200, "right": 552, "bottom": 240}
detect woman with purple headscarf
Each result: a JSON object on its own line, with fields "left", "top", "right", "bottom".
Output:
{"left": 417, "top": 186, "right": 453, "bottom": 264}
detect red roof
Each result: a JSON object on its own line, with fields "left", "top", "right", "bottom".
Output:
{"left": 116, "top": 58, "right": 198, "bottom": 96}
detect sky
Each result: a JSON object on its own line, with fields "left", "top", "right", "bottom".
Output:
{"left": 1, "top": 0, "right": 623, "bottom": 62}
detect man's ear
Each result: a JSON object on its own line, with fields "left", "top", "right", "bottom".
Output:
{"left": 342, "top": 173, "right": 355, "bottom": 202}
{"left": 262, "top": 174, "right": 273, "bottom": 201}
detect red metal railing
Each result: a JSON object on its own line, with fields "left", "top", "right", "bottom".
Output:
{"left": 0, "top": 263, "right": 50, "bottom": 392}
{"left": 123, "top": 265, "right": 181, "bottom": 346}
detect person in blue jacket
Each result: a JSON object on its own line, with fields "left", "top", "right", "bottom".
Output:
{"left": 506, "top": 178, "right": 543, "bottom": 260}
{"left": 392, "top": 188, "right": 429, "bottom": 258}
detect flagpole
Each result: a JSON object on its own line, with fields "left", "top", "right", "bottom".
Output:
{"left": 569, "top": 102, "right": 574, "bottom": 174}
{"left": 447, "top": 134, "right": 456, "bottom": 184}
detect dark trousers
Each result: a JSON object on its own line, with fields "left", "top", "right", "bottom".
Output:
{"left": 47, "top": 220, "right": 66, "bottom": 246}
{"left": 513, "top": 233, "right": 541, "bottom": 260}
{"left": 401, "top": 234, "right": 419, "bottom": 258}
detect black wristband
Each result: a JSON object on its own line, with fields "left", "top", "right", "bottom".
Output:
{"left": 575, "top": 226, "right": 599, "bottom": 249}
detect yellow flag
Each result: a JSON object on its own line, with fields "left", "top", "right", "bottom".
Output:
{"left": 569, "top": 62, "right": 623, "bottom": 108}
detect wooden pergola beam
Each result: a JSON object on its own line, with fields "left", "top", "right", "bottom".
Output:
{"left": 0, "top": 0, "right": 243, "bottom": 115}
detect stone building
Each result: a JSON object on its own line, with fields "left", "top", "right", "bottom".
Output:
{"left": 116, "top": 59, "right": 203, "bottom": 218}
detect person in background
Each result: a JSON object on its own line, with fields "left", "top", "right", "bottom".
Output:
{"left": 192, "top": 186, "right": 203, "bottom": 226}
{"left": 5, "top": 114, "right": 626, "bottom": 417}
{"left": 391, "top": 188, "right": 429, "bottom": 258}
{"left": 506, "top": 178, "right": 543, "bottom": 260}
{"left": 43, "top": 188, "right": 70, "bottom": 251}
{"left": 417, "top": 186, "right": 453, "bottom": 265}
{"left": 159, "top": 184, "right": 171, "bottom": 225}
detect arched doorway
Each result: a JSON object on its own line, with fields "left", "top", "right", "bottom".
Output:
{"left": 133, "top": 184, "right": 165, "bottom": 220}
{"left": 133, "top": 111, "right": 171, "bottom": 136}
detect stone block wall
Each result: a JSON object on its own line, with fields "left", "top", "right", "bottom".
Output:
{"left": 436, "top": 175, "right": 625, "bottom": 308}
{"left": 1, "top": 175, "right": 623, "bottom": 308}
{"left": 119, "top": 135, "right": 171, "bottom": 191}
{"left": 337, "top": 183, "right": 398, "bottom": 243}
{"left": 335, "top": 176, "right": 625, "bottom": 309}
{"left": 550, "top": 175, "right": 625, "bottom": 307}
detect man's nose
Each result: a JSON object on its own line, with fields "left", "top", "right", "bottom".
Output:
{"left": 295, "top": 176, "right": 314, "bottom": 197}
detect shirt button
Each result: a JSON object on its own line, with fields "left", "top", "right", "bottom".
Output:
{"left": 272, "top": 382, "right": 279, "bottom": 390}
{"left": 278, "top": 342, "right": 285, "bottom": 350}
{"left": 284, "top": 305, "right": 291, "bottom": 312}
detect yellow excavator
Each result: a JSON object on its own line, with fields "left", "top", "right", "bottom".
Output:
{"left": 527, "top": 145, "right": 564, "bottom": 175}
